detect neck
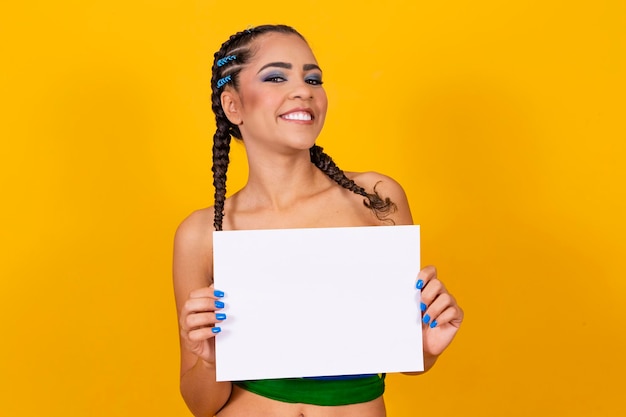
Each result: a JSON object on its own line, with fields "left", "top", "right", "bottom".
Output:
{"left": 241, "top": 147, "right": 328, "bottom": 210}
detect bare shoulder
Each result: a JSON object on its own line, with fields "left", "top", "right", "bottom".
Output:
{"left": 173, "top": 207, "right": 215, "bottom": 299}
{"left": 347, "top": 171, "right": 414, "bottom": 225}
{"left": 174, "top": 207, "right": 215, "bottom": 249}
{"left": 348, "top": 171, "right": 406, "bottom": 199}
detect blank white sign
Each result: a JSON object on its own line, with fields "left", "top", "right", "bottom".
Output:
{"left": 213, "top": 225, "right": 423, "bottom": 381}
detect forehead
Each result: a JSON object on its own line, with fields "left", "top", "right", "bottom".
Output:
{"left": 247, "top": 33, "right": 318, "bottom": 69}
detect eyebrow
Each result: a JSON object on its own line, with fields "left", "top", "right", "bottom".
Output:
{"left": 257, "top": 62, "right": 322, "bottom": 74}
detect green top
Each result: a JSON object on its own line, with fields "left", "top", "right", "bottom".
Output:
{"left": 233, "top": 374, "right": 385, "bottom": 406}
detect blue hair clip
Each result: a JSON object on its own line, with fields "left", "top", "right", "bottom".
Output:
{"left": 217, "top": 75, "right": 232, "bottom": 88}
{"left": 217, "top": 55, "right": 237, "bottom": 67}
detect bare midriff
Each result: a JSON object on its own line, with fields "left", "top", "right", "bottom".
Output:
{"left": 216, "top": 385, "right": 387, "bottom": 417}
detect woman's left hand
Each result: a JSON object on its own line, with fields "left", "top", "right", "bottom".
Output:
{"left": 416, "top": 265, "right": 464, "bottom": 358}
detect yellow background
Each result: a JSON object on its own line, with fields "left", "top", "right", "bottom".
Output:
{"left": 1, "top": 1, "right": 625, "bottom": 416}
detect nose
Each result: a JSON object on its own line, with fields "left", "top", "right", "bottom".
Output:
{"left": 289, "top": 79, "right": 314, "bottom": 100}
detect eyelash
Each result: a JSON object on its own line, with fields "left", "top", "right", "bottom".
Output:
{"left": 262, "top": 74, "right": 324, "bottom": 86}
{"left": 264, "top": 75, "right": 286, "bottom": 83}
{"left": 306, "top": 78, "right": 324, "bottom": 86}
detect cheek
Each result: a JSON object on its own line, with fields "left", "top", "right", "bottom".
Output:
{"left": 245, "top": 90, "right": 282, "bottom": 114}
{"left": 318, "top": 91, "right": 328, "bottom": 114}
{"left": 241, "top": 90, "right": 260, "bottom": 109}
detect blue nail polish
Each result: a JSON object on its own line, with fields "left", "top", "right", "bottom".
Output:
{"left": 214, "top": 290, "right": 225, "bottom": 298}
{"left": 420, "top": 302, "right": 427, "bottom": 312}
{"left": 422, "top": 314, "right": 430, "bottom": 324}
{"left": 215, "top": 300, "right": 225, "bottom": 309}
{"left": 212, "top": 327, "right": 221, "bottom": 333}
{"left": 216, "top": 313, "right": 227, "bottom": 320}
{"left": 430, "top": 320, "right": 438, "bottom": 328}
{"left": 416, "top": 280, "right": 424, "bottom": 290}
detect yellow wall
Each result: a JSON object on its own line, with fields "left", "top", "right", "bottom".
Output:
{"left": 1, "top": 1, "right": 624, "bottom": 416}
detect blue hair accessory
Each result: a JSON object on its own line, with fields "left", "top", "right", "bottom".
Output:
{"left": 217, "top": 75, "right": 232, "bottom": 88}
{"left": 217, "top": 55, "right": 237, "bottom": 67}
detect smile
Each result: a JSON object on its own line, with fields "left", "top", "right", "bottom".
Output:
{"left": 280, "top": 111, "right": 313, "bottom": 121}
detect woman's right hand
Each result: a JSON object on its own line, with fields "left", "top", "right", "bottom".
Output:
{"left": 179, "top": 285, "right": 226, "bottom": 364}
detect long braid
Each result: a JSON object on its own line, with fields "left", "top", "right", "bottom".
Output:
{"left": 210, "top": 39, "right": 236, "bottom": 231}
{"left": 210, "top": 115, "right": 231, "bottom": 231}
{"left": 310, "top": 144, "right": 397, "bottom": 222}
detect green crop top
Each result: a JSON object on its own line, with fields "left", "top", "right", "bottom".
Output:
{"left": 233, "top": 374, "right": 385, "bottom": 406}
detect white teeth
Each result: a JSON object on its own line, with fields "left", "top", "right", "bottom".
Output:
{"left": 282, "top": 112, "right": 312, "bottom": 121}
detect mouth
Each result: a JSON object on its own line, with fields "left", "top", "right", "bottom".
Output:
{"left": 280, "top": 110, "right": 314, "bottom": 121}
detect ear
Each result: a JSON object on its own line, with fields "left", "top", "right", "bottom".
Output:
{"left": 221, "top": 90, "right": 243, "bottom": 125}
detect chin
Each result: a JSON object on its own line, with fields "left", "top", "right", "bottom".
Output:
{"left": 281, "top": 132, "right": 320, "bottom": 151}
{"left": 292, "top": 137, "right": 319, "bottom": 151}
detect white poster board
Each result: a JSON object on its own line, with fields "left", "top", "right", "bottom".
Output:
{"left": 213, "top": 225, "right": 423, "bottom": 381}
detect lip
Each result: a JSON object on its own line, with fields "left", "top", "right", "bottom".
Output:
{"left": 279, "top": 108, "right": 315, "bottom": 122}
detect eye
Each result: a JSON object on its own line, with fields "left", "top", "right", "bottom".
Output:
{"left": 263, "top": 72, "right": 286, "bottom": 83}
{"left": 305, "top": 77, "right": 324, "bottom": 86}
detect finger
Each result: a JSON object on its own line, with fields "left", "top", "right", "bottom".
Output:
{"left": 425, "top": 304, "right": 464, "bottom": 329}
{"left": 420, "top": 278, "right": 446, "bottom": 307}
{"left": 415, "top": 265, "right": 437, "bottom": 290}
{"left": 421, "top": 292, "right": 455, "bottom": 327}
{"left": 184, "top": 297, "right": 226, "bottom": 314}
{"left": 189, "top": 285, "right": 224, "bottom": 299}
{"left": 187, "top": 326, "right": 222, "bottom": 342}
{"left": 184, "top": 311, "right": 227, "bottom": 330}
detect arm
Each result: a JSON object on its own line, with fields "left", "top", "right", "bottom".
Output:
{"left": 173, "top": 209, "right": 232, "bottom": 416}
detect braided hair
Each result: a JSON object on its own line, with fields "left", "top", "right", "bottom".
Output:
{"left": 211, "top": 25, "right": 396, "bottom": 230}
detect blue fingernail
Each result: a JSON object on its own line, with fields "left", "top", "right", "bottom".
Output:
{"left": 212, "top": 327, "right": 221, "bottom": 333}
{"left": 422, "top": 314, "right": 431, "bottom": 324}
{"left": 216, "top": 313, "right": 227, "bottom": 320}
{"left": 430, "top": 320, "right": 438, "bottom": 328}
{"left": 214, "top": 290, "right": 225, "bottom": 298}
{"left": 420, "top": 302, "right": 427, "bottom": 312}
{"left": 416, "top": 280, "right": 424, "bottom": 290}
{"left": 215, "top": 300, "right": 224, "bottom": 309}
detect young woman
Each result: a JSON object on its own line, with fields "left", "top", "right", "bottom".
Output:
{"left": 173, "top": 24, "right": 464, "bottom": 417}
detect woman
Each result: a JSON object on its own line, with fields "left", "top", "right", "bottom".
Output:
{"left": 173, "top": 24, "right": 464, "bottom": 417}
